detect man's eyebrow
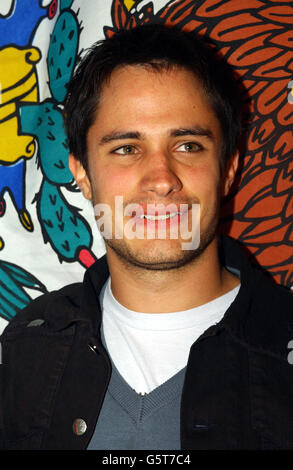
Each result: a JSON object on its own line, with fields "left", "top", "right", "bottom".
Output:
{"left": 170, "top": 127, "right": 214, "bottom": 140}
{"left": 99, "top": 131, "right": 143, "bottom": 145}
{"left": 99, "top": 126, "right": 214, "bottom": 145}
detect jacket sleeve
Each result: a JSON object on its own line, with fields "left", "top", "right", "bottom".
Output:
{"left": 0, "top": 291, "right": 76, "bottom": 450}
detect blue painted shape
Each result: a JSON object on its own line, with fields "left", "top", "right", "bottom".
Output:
{"left": 0, "top": 159, "right": 25, "bottom": 210}
{"left": 0, "top": 0, "right": 46, "bottom": 47}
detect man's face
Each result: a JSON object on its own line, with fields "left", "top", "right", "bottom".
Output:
{"left": 70, "top": 65, "right": 238, "bottom": 270}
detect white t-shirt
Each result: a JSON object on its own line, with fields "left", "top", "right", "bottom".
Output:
{"left": 100, "top": 277, "right": 240, "bottom": 394}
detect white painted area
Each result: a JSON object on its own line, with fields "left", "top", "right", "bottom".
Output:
{"left": 41, "top": 0, "right": 53, "bottom": 7}
{"left": 132, "top": 0, "right": 172, "bottom": 15}
{"left": 0, "top": 318, "right": 8, "bottom": 335}
{"left": 71, "top": 0, "right": 112, "bottom": 54}
{"left": 0, "top": 0, "right": 15, "bottom": 18}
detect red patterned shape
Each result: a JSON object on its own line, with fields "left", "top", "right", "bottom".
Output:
{"left": 210, "top": 13, "right": 281, "bottom": 42}
{"left": 259, "top": 6, "right": 293, "bottom": 25}
{"left": 257, "top": 81, "right": 287, "bottom": 115}
{"left": 196, "top": 0, "right": 263, "bottom": 17}
{"left": 229, "top": 33, "right": 280, "bottom": 67}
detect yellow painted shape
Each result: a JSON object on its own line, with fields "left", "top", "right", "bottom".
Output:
{"left": 124, "top": 0, "right": 135, "bottom": 11}
{"left": 1, "top": 70, "right": 38, "bottom": 105}
{"left": 21, "top": 86, "right": 38, "bottom": 103}
{"left": 0, "top": 115, "right": 35, "bottom": 164}
{"left": 0, "top": 45, "right": 40, "bottom": 164}
{"left": 0, "top": 102, "right": 16, "bottom": 121}
{"left": 19, "top": 210, "right": 33, "bottom": 232}
{"left": 0, "top": 46, "right": 40, "bottom": 92}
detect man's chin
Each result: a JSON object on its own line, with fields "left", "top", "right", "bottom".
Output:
{"left": 104, "top": 236, "right": 214, "bottom": 271}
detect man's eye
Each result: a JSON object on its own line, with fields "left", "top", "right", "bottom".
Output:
{"left": 113, "top": 145, "right": 137, "bottom": 155}
{"left": 177, "top": 142, "right": 202, "bottom": 152}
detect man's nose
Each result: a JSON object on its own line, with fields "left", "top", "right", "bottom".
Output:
{"left": 139, "top": 150, "right": 182, "bottom": 197}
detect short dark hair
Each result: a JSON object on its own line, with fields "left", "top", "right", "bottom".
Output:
{"left": 64, "top": 23, "right": 243, "bottom": 174}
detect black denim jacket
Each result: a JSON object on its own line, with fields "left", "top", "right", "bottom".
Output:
{"left": 1, "top": 235, "right": 293, "bottom": 450}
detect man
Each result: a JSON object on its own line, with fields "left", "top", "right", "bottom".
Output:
{"left": 1, "top": 24, "right": 293, "bottom": 451}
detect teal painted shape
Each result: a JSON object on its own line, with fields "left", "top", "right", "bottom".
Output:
{"left": 61, "top": 0, "right": 74, "bottom": 10}
{"left": 47, "top": 10, "right": 79, "bottom": 103}
{"left": 20, "top": 101, "right": 93, "bottom": 264}
{"left": 0, "top": 261, "right": 47, "bottom": 321}
{"left": 38, "top": 180, "right": 91, "bottom": 261}
{"left": 20, "top": 101, "right": 72, "bottom": 185}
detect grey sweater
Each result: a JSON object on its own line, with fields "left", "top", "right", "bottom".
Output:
{"left": 87, "top": 347, "right": 186, "bottom": 450}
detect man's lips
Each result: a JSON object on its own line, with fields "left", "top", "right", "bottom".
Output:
{"left": 125, "top": 204, "right": 190, "bottom": 218}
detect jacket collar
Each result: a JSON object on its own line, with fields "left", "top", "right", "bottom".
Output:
{"left": 80, "top": 254, "right": 109, "bottom": 336}
{"left": 207, "top": 235, "right": 263, "bottom": 340}
{"left": 43, "top": 254, "right": 109, "bottom": 334}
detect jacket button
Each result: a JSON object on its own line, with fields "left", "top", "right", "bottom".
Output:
{"left": 88, "top": 343, "right": 99, "bottom": 354}
{"left": 72, "top": 418, "right": 87, "bottom": 436}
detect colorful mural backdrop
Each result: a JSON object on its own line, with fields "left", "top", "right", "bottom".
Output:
{"left": 0, "top": 0, "right": 292, "bottom": 332}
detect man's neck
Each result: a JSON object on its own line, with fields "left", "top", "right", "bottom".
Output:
{"left": 105, "top": 237, "right": 240, "bottom": 314}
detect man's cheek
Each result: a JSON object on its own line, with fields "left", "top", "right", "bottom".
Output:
{"left": 96, "top": 166, "right": 133, "bottom": 195}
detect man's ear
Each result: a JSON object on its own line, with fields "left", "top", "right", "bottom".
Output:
{"left": 68, "top": 154, "right": 92, "bottom": 201}
{"left": 222, "top": 151, "right": 239, "bottom": 197}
